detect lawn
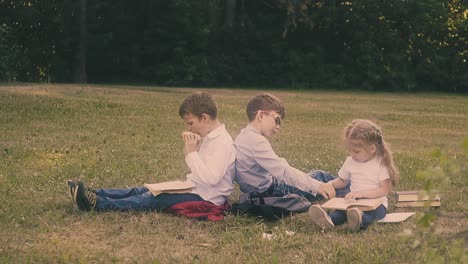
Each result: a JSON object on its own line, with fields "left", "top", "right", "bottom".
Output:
{"left": 0, "top": 84, "right": 466, "bottom": 263}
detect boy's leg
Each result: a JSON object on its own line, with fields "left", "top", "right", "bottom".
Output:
{"left": 269, "top": 179, "right": 316, "bottom": 200}
{"left": 360, "top": 205, "right": 387, "bottom": 229}
{"left": 95, "top": 192, "right": 204, "bottom": 211}
{"left": 95, "top": 191, "right": 153, "bottom": 211}
{"left": 94, "top": 186, "right": 149, "bottom": 199}
{"left": 150, "top": 193, "right": 205, "bottom": 210}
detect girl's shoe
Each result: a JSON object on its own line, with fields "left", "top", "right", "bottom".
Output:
{"left": 309, "top": 205, "right": 334, "bottom": 230}
{"left": 346, "top": 208, "right": 362, "bottom": 232}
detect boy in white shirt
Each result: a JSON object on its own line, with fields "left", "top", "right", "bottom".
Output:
{"left": 69, "top": 92, "right": 236, "bottom": 211}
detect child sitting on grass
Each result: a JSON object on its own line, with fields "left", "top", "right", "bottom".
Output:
{"left": 234, "top": 93, "right": 338, "bottom": 202}
{"left": 68, "top": 92, "right": 236, "bottom": 214}
{"left": 309, "top": 119, "right": 399, "bottom": 232}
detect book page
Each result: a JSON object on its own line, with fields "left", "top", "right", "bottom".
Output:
{"left": 144, "top": 180, "right": 195, "bottom": 196}
{"left": 378, "top": 212, "right": 415, "bottom": 223}
{"left": 321, "top": 197, "right": 384, "bottom": 211}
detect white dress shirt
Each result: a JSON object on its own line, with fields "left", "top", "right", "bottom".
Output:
{"left": 185, "top": 124, "right": 236, "bottom": 205}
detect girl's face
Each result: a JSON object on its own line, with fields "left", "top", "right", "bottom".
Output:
{"left": 346, "top": 139, "right": 376, "bottom": 162}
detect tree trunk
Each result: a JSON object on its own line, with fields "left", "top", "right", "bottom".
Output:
{"left": 75, "top": 0, "right": 87, "bottom": 83}
{"left": 224, "top": 0, "right": 236, "bottom": 28}
{"left": 208, "top": 0, "right": 219, "bottom": 27}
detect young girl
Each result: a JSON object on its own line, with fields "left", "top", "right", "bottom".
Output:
{"left": 309, "top": 119, "right": 399, "bottom": 232}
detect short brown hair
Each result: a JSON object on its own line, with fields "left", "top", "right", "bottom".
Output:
{"left": 246, "top": 93, "right": 286, "bottom": 121}
{"left": 179, "top": 92, "right": 218, "bottom": 119}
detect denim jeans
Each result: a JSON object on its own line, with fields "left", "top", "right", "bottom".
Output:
{"left": 269, "top": 170, "right": 350, "bottom": 202}
{"left": 94, "top": 186, "right": 204, "bottom": 211}
{"left": 330, "top": 204, "right": 387, "bottom": 229}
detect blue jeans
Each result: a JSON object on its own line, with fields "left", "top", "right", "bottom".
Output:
{"left": 270, "top": 170, "right": 350, "bottom": 202}
{"left": 330, "top": 205, "right": 387, "bottom": 229}
{"left": 94, "top": 186, "right": 204, "bottom": 211}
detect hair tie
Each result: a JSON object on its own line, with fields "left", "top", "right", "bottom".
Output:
{"left": 375, "top": 129, "right": 383, "bottom": 144}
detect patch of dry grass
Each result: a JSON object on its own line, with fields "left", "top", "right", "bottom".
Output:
{"left": 0, "top": 84, "right": 466, "bottom": 263}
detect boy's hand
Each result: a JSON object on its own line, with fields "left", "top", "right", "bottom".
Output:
{"left": 317, "top": 181, "right": 335, "bottom": 199}
{"left": 182, "top": 131, "right": 201, "bottom": 155}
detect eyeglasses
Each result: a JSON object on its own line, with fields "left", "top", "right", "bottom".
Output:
{"left": 272, "top": 114, "right": 281, "bottom": 127}
{"left": 256, "top": 111, "right": 282, "bottom": 127}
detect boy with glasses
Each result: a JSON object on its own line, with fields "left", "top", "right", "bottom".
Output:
{"left": 234, "top": 93, "right": 338, "bottom": 204}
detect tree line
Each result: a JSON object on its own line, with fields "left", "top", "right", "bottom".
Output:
{"left": 0, "top": 0, "right": 467, "bottom": 92}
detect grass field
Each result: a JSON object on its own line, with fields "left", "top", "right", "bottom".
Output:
{"left": 0, "top": 84, "right": 466, "bottom": 263}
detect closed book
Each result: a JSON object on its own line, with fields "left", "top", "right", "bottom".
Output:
{"left": 395, "top": 191, "right": 440, "bottom": 202}
{"left": 396, "top": 200, "right": 441, "bottom": 208}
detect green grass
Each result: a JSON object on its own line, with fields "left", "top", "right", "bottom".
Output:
{"left": 0, "top": 84, "right": 466, "bottom": 263}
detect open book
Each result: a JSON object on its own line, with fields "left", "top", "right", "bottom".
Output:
{"left": 144, "top": 180, "right": 195, "bottom": 196}
{"left": 321, "top": 197, "right": 385, "bottom": 211}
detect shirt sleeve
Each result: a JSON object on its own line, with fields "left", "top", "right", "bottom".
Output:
{"left": 378, "top": 165, "right": 390, "bottom": 182}
{"left": 185, "top": 138, "right": 234, "bottom": 187}
{"left": 338, "top": 157, "right": 351, "bottom": 181}
{"left": 252, "top": 139, "right": 322, "bottom": 195}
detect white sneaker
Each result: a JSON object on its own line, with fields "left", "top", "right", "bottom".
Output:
{"left": 346, "top": 208, "right": 362, "bottom": 232}
{"left": 309, "top": 205, "right": 334, "bottom": 230}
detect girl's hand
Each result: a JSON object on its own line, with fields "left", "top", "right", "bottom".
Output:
{"left": 344, "top": 191, "right": 364, "bottom": 200}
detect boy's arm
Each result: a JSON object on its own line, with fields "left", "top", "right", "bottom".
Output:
{"left": 185, "top": 137, "right": 235, "bottom": 187}
{"left": 253, "top": 140, "right": 334, "bottom": 197}
{"left": 331, "top": 177, "right": 349, "bottom": 189}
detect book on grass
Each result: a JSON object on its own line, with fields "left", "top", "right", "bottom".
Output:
{"left": 395, "top": 191, "right": 441, "bottom": 202}
{"left": 396, "top": 200, "right": 441, "bottom": 208}
{"left": 321, "top": 197, "right": 385, "bottom": 212}
{"left": 144, "top": 180, "right": 195, "bottom": 196}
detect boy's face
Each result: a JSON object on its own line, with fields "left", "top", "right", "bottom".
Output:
{"left": 182, "top": 113, "right": 210, "bottom": 137}
{"left": 257, "top": 110, "right": 282, "bottom": 137}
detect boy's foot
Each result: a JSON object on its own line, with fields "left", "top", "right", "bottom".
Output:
{"left": 309, "top": 205, "right": 334, "bottom": 230}
{"left": 346, "top": 208, "right": 362, "bottom": 232}
{"left": 76, "top": 181, "right": 97, "bottom": 211}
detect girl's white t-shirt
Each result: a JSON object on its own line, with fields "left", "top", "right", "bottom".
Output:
{"left": 338, "top": 156, "right": 390, "bottom": 207}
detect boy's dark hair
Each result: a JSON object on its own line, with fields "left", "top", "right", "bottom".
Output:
{"left": 179, "top": 92, "right": 218, "bottom": 119}
{"left": 246, "top": 93, "right": 286, "bottom": 121}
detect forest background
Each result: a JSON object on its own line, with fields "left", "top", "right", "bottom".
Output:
{"left": 0, "top": 0, "right": 467, "bottom": 93}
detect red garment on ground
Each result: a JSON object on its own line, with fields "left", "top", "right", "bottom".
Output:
{"left": 167, "top": 201, "right": 229, "bottom": 221}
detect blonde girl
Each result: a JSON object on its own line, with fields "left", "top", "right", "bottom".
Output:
{"left": 310, "top": 119, "right": 399, "bottom": 231}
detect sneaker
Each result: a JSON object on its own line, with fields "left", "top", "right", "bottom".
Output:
{"left": 346, "top": 208, "right": 362, "bottom": 232}
{"left": 67, "top": 180, "right": 78, "bottom": 202}
{"left": 309, "top": 205, "right": 334, "bottom": 230}
{"left": 76, "top": 181, "right": 97, "bottom": 211}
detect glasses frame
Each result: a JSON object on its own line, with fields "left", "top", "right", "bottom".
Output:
{"left": 255, "top": 110, "right": 282, "bottom": 127}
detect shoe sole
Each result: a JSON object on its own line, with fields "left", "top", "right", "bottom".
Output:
{"left": 68, "top": 181, "right": 78, "bottom": 209}
{"left": 309, "top": 205, "right": 334, "bottom": 230}
{"left": 346, "top": 208, "right": 361, "bottom": 232}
